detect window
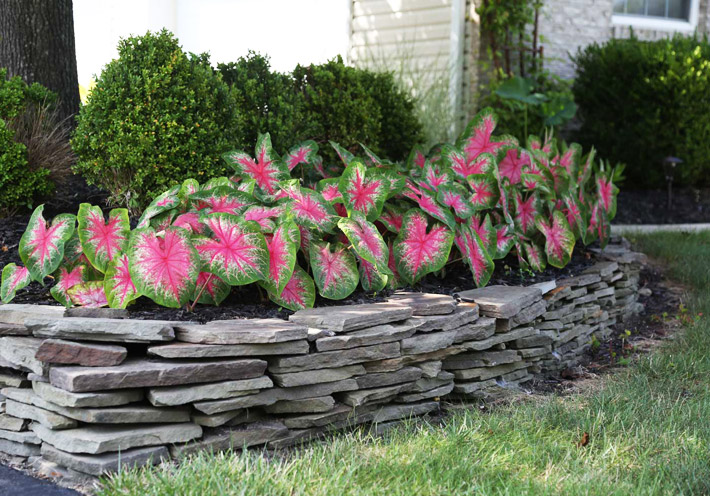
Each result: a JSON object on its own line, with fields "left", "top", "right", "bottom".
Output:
{"left": 613, "top": 0, "right": 691, "bottom": 21}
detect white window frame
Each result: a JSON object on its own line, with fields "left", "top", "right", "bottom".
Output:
{"left": 611, "top": 0, "right": 699, "bottom": 32}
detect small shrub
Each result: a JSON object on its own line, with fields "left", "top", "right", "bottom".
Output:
{"left": 573, "top": 34, "right": 710, "bottom": 188}
{"left": 71, "top": 30, "right": 241, "bottom": 211}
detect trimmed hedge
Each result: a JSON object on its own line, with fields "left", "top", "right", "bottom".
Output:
{"left": 573, "top": 35, "right": 710, "bottom": 188}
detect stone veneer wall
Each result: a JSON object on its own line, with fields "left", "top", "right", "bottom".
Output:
{"left": 0, "top": 239, "right": 645, "bottom": 481}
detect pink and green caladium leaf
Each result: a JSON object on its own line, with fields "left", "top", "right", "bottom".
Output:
{"left": 421, "top": 161, "right": 452, "bottom": 192}
{"left": 585, "top": 203, "right": 610, "bottom": 248}
{"left": 498, "top": 146, "right": 531, "bottom": 185}
{"left": 578, "top": 148, "right": 596, "bottom": 185}
{"left": 407, "top": 145, "right": 428, "bottom": 169}
{"left": 309, "top": 241, "right": 359, "bottom": 300}
{"left": 281, "top": 183, "right": 337, "bottom": 233}
{"left": 129, "top": 227, "right": 200, "bottom": 308}
{"left": 378, "top": 169, "right": 406, "bottom": 199}
{"left": 193, "top": 272, "right": 230, "bottom": 306}
{"left": 338, "top": 159, "right": 387, "bottom": 221}
{"left": 553, "top": 142, "right": 582, "bottom": 178}
{"left": 468, "top": 214, "right": 496, "bottom": 255}
{"left": 179, "top": 179, "right": 200, "bottom": 200}
{"left": 19, "top": 205, "right": 76, "bottom": 282}
{"left": 337, "top": 212, "right": 389, "bottom": 271}
{"left": 458, "top": 108, "right": 508, "bottom": 162}
{"left": 172, "top": 212, "right": 205, "bottom": 235}
{"left": 513, "top": 192, "right": 540, "bottom": 235}
{"left": 62, "top": 231, "right": 84, "bottom": 267}
{"left": 103, "top": 254, "right": 139, "bottom": 309}
{"left": 330, "top": 141, "right": 355, "bottom": 167}
{"left": 137, "top": 185, "right": 181, "bottom": 229}
{"left": 268, "top": 264, "right": 315, "bottom": 311}
{"left": 562, "top": 195, "right": 587, "bottom": 240}
{"left": 596, "top": 175, "right": 618, "bottom": 219}
{"left": 493, "top": 224, "right": 515, "bottom": 259}
{"left": 50, "top": 264, "right": 86, "bottom": 307}
{"left": 536, "top": 211, "right": 576, "bottom": 268}
{"left": 467, "top": 174, "right": 499, "bottom": 211}
{"left": 77, "top": 204, "right": 130, "bottom": 274}
{"left": 243, "top": 205, "right": 286, "bottom": 233}
{"left": 393, "top": 209, "right": 454, "bottom": 284}
{"left": 416, "top": 189, "right": 456, "bottom": 229}
{"left": 455, "top": 224, "right": 494, "bottom": 288}
{"left": 359, "top": 143, "right": 385, "bottom": 167}
{"left": 285, "top": 140, "right": 318, "bottom": 171}
{"left": 260, "top": 221, "right": 299, "bottom": 297}
{"left": 67, "top": 281, "right": 108, "bottom": 308}
{"left": 191, "top": 187, "right": 256, "bottom": 216}
{"left": 379, "top": 204, "right": 405, "bottom": 233}
{"left": 195, "top": 213, "right": 270, "bottom": 286}
{"left": 1, "top": 264, "right": 31, "bottom": 303}
{"left": 317, "top": 178, "right": 344, "bottom": 204}
{"left": 385, "top": 241, "right": 402, "bottom": 290}
{"left": 201, "top": 177, "right": 232, "bottom": 191}
{"left": 358, "top": 256, "right": 388, "bottom": 292}
{"left": 441, "top": 145, "right": 494, "bottom": 180}
{"left": 223, "top": 133, "right": 288, "bottom": 195}
{"left": 521, "top": 240, "right": 546, "bottom": 272}
{"left": 437, "top": 183, "right": 474, "bottom": 219}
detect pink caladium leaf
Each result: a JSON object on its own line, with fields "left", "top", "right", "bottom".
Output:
{"left": 150, "top": 211, "right": 177, "bottom": 232}
{"left": 358, "top": 256, "right": 388, "bottom": 292}
{"left": 467, "top": 174, "right": 499, "bottom": 211}
{"left": 468, "top": 214, "right": 496, "bottom": 255}
{"left": 536, "top": 211, "right": 576, "bottom": 268}
{"left": 548, "top": 164, "right": 570, "bottom": 195}
{"left": 437, "top": 183, "right": 474, "bottom": 219}
{"left": 268, "top": 264, "right": 315, "bottom": 311}
{"left": 385, "top": 241, "right": 402, "bottom": 290}
{"left": 281, "top": 183, "right": 337, "bottom": 232}
{"left": 67, "top": 281, "right": 109, "bottom": 308}
{"left": 407, "top": 145, "right": 428, "bottom": 169}
{"left": 223, "top": 133, "right": 288, "bottom": 195}
{"left": 393, "top": 209, "right": 454, "bottom": 284}
{"left": 522, "top": 240, "right": 546, "bottom": 272}
{"left": 455, "top": 224, "right": 494, "bottom": 287}
{"left": 521, "top": 172, "right": 554, "bottom": 197}
{"left": 421, "top": 161, "right": 452, "bottom": 192}
{"left": 379, "top": 204, "right": 405, "bottom": 233}
{"left": 493, "top": 224, "right": 515, "bottom": 259}
{"left": 359, "top": 143, "right": 385, "bottom": 167}
{"left": 62, "top": 231, "right": 84, "bottom": 267}
{"left": 128, "top": 227, "right": 200, "bottom": 308}
{"left": 50, "top": 264, "right": 86, "bottom": 307}
{"left": 330, "top": 141, "right": 355, "bottom": 167}
{"left": 179, "top": 179, "right": 200, "bottom": 199}
{"left": 103, "top": 254, "right": 139, "bottom": 309}
{"left": 311, "top": 155, "right": 330, "bottom": 179}
{"left": 585, "top": 203, "right": 610, "bottom": 248}
{"left": 514, "top": 192, "right": 539, "bottom": 235}
{"left": 191, "top": 187, "right": 256, "bottom": 216}
{"left": 192, "top": 272, "right": 230, "bottom": 306}
{"left": 497, "top": 147, "right": 531, "bottom": 185}
{"left": 596, "top": 175, "right": 618, "bottom": 219}
{"left": 378, "top": 169, "right": 406, "bottom": 199}
{"left": 553, "top": 142, "right": 581, "bottom": 178}
{"left": 0, "top": 264, "right": 31, "bottom": 303}
{"left": 337, "top": 212, "right": 389, "bottom": 271}
{"left": 442, "top": 146, "right": 494, "bottom": 180}
{"left": 578, "top": 148, "right": 596, "bottom": 185}
{"left": 77, "top": 204, "right": 130, "bottom": 273}
{"left": 137, "top": 185, "right": 180, "bottom": 229}
{"left": 260, "top": 221, "right": 299, "bottom": 297}
{"left": 19, "top": 205, "right": 76, "bottom": 282}
{"left": 317, "top": 178, "right": 344, "bottom": 204}
{"left": 201, "top": 177, "right": 233, "bottom": 191}
{"left": 234, "top": 178, "right": 257, "bottom": 195}
{"left": 416, "top": 189, "right": 457, "bottom": 229}
{"left": 309, "top": 241, "right": 359, "bottom": 300}
{"left": 458, "top": 108, "right": 507, "bottom": 162}
{"left": 562, "top": 195, "right": 586, "bottom": 240}
{"left": 243, "top": 205, "right": 286, "bottom": 233}
{"left": 338, "top": 159, "right": 387, "bottom": 221}
{"left": 285, "top": 140, "right": 318, "bottom": 171}
{"left": 172, "top": 212, "right": 205, "bottom": 235}
{"left": 195, "top": 213, "right": 270, "bottom": 286}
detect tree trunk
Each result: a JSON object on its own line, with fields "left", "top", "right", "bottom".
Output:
{"left": 0, "top": 0, "right": 80, "bottom": 125}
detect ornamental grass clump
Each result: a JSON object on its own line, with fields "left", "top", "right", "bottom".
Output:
{"left": 1, "top": 108, "right": 620, "bottom": 311}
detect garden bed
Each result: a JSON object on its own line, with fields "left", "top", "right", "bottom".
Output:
{"left": 614, "top": 187, "right": 710, "bottom": 225}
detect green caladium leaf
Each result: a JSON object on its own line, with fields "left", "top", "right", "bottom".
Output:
{"left": 260, "top": 221, "right": 299, "bottom": 297}
{"left": 103, "top": 254, "right": 139, "bottom": 309}
{"left": 50, "top": 264, "right": 87, "bottom": 308}
{"left": 19, "top": 205, "right": 76, "bottom": 282}
{"left": 1, "top": 264, "right": 31, "bottom": 303}
{"left": 338, "top": 159, "right": 388, "bottom": 221}
{"left": 137, "top": 185, "right": 181, "bottom": 229}
{"left": 268, "top": 264, "right": 315, "bottom": 311}
{"left": 309, "top": 241, "right": 359, "bottom": 300}
{"left": 192, "top": 272, "right": 230, "bottom": 306}
{"left": 77, "top": 204, "right": 130, "bottom": 274}
{"left": 337, "top": 212, "right": 390, "bottom": 272}
{"left": 67, "top": 281, "right": 108, "bottom": 308}
{"left": 358, "top": 256, "right": 388, "bottom": 292}
{"left": 455, "top": 224, "right": 494, "bottom": 288}
{"left": 393, "top": 209, "right": 454, "bottom": 284}
{"left": 536, "top": 211, "right": 575, "bottom": 268}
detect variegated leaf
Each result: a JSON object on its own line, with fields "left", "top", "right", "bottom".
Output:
{"left": 309, "top": 241, "right": 359, "bottom": 300}
{"left": 222, "top": 133, "right": 288, "bottom": 195}
{"left": 193, "top": 272, "right": 231, "bottom": 306}
{"left": 19, "top": 205, "right": 76, "bottom": 282}
{"left": 172, "top": 212, "right": 205, "bottom": 234}
{"left": 77, "top": 204, "right": 130, "bottom": 273}
{"left": 1, "top": 264, "right": 31, "bottom": 303}
{"left": 513, "top": 192, "right": 539, "bottom": 235}
{"left": 285, "top": 140, "right": 318, "bottom": 171}
{"left": 379, "top": 204, "right": 405, "bottom": 233}
{"left": 523, "top": 241, "right": 546, "bottom": 272}
{"left": 317, "top": 178, "right": 344, "bottom": 204}
{"left": 416, "top": 189, "right": 456, "bottom": 229}
{"left": 281, "top": 184, "right": 337, "bottom": 233}
{"left": 50, "top": 264, "right": 86, "bottom": 308}
{"left": 330, "top": 141, "right": 355, "bottom": 166}
{"left": 498, "top": 147, "right": 531, "bottom": 185}
{"left": 458, "top": 108, "right": 507, "bottom": 162}
{"left": 596, "top": 175, "right": 618, "bottom": 219}
{"left": 103, "top": 254, "right": 138, "bottom": 309}
{"left": 437, "top": 183, "right": 474, "bottom": 219}
{"left": 268, "top": 264, "right": 315, "bottom": 311}
{"left": 358, "top": 256, "right": 388, "bottom": 292}
{"left": 467, "top": 174, "right": 499, "bottom": 211}
{"left": 67, "top": 281, "right": 108, "bottom": 308}
{"left": 421, "top": 161, "right": 452, "bottom": 192}
{"left": 261, "top": 221, "right": 299, "bottom": 297}
{"left": 469, "top": 214, "right": 496, "bottom": 255}
{"left": 191, "top": 187, "right": 256, "bottom": 216}
{"left": 243, "top": 205, "right": 286, "bottom": 233}
{"left": 385, "top": 241, "right": 402, "bottom": 290}
{"left": 407, "top": 145, "right": 428, "bottom": 169}
{"left": 137, "top": 185, "right": 180, "bottom": 229}
{"left": 493, "top": 224, "right": 515, "bottom": 259}
{"left": 393, "top": 209, "right": 454, "bottom": 284}
{"left": 455, "top": 224, "right": 494, "bottom": 288}
{"left": 536, "top": 211, "right": 576, "bottom": 268}
{"left": 338, "top": 159, "right": 387, "bottom": 221}
{"left": 337, "top": 212, "right": 389, "bottom": 271}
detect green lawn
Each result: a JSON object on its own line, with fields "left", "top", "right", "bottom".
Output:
{"left": 99, "top": 232, "right": 710, "bottom": 496}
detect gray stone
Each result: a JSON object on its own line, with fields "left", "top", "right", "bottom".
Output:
{"left": 32, "top": 422, "right": 202, "bottom": 454}
{"left": 458, "top": 285, "right": 542, "bottom": 318}
{"left": 147, "top": 340, "right": 309, "bottom": 358}
{"left": 414, "top": 361, "right": 442, "bottom": 378}
{"left": 315, "top": 322, "right": 416, "bottom": 352}
{"left": 281, "top": 404, "right": 357, "bottom": 429}
{"left": 564, "top": 288, "right": 588, "bottom": 300}
{"left": 458, "top": 326, "right": 537, "bottom": 351}
{"left": 410, "top": 305, "right": 479, "bottom": 332}
{"left": 453, "top": 317, "right": 496, "bottom": 343}
{"left": 545, "top": 285, "right": 572, "bottom": 303}
{"left": 595, "top": 287, "right": 616, "bottom": 299}
{"left": 561, "top": 309, "right": 586, "bottom": 325}
{"left": 0, "top": 437, "right": 40, "bottom": 456}
{"left": 271, "top": 365, "right": 365, "bottom": 388}
{"left": 386, "top": 292, "right": 456, "bottom": 315}
{"left": 509, "top": 300, "right": 548, "bottom": 327}
{"left": 27, "top": 373, "right": 47, "bottom": 383}
{"left": 556, "top": 273, "right": 601, "bottom": 288}
{"left": 355, "top": 367, "right": 422, "bottom": 389}
{"left": 557, "top": 324, "right": 592, "bottom": 344}
{"left": 50, "top": 358, "right": 267, "bottom": 392}
{"left": 41, "top": 443, "right": 168, "bottom": 477}
{"left": 517, "top": 346, "right": 552, "bottom": 359}
{"left": 372, "top": 401, "right": 439, "bottom": 422}
{"left": 583, "top": 261, "right": 619, "bottom": 278}
{"left": 147, "top": 376, "right": 272, "bottom": 406}
{"left": 27, "top": 317, "right": 175, "bottom": 342}
{"left": 396, "top": 382, "right": 453, "bottom": 402}
{"left": 32, "top": 381, "right": 143, "bottom": 408}
{"left": 544, "top": 303, "right": 576, "bottom": 321}
{"left": 512, "top": 334, "right": 553, "bottom": 348}
{"left": 169, "top": 421, "right": 288, "bottom": 458}
{"left": 452, "top": 361, "right": 529, "bottom": 381}
{"left": 0, "top": 427, "right": 39, "bottom": 444}
{"left": 339, "top": 383, "right": 413, "bottom": 407}
{"left": 307, "top": 328, "right": 334, "bottom": 341}
{"left": 268, "top": 342, "right": 401, "bottom": 373}
{"left": 0, "top": 337, "right": 47, "bottom": 375}
{"left": 0, "top": 304, "right": 64, "bottom": 325}
{"left": 64, "top": 307, "right": 129, "bottom": 319}
{"left": 191, "top": 410, "right": 245, "bottom": 428}
{"left": 175, "top": 319, "right": 306, "bottom": 344}
{"left": 408, "top": 373, "right": 454, "bottom": 393}
{"left": 530, "top": 280, "right": 557, "bottom": 295}
{"left": 443, "top": 350, "right": 521, "bottom": 370}
{"left": 289, "top": 303, "right": 412, "bottom": 333}
{"left": 193, "top": 379, "right": 359, "bottom": 415}
{"left": 401, "top": 330, "right": 457, "bottom": 354}
{"left": 535, "top": 320, "right": 563, "bottom": 331}
{"left": 5, "top": 399, "right": 77, "bottom": 429}
{"left": 452, "top": 378, "right": 497, "bottom": 395}
{"left": 264, "top": 396, "right": 335, "bottom": 414}
{"left": 0, "top": 413, "right": 26, "bottom": 431}
{"left": 0, "top": 372, "right": 29, "bottom": 388}
{"left": 35, "top": 339, "right": 127, "bottom": 366}
{"left": 0, "top": 323, "right": 30, "bottom": 336}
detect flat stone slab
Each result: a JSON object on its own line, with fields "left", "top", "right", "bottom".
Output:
{"left": 410, "top": 304, "right": 479, "bottom": 332}
{"left": 386, "top": 292, "right": 456, "bottom": 315}
{"left": 35, "top": 339, "right": 127, "bottom": 366}
{"left": 26, "top": 317, "right": 175, "bottom": 343}
{"left": 169, "top": 421, "right": 288, "bottom": 458}
{"left": 175, "top": 319, "right": 307, "bottom": 344}
{"left": 339, "top": 383, "right": 413, "bottom": 407}
{"left": 355, "top": 366, "right": 422, "bottom": 389}
{"left": 452, "top": 360, "right": 529, "bottom": 381}
{"left": 371, "top": 401, "right": 439, "bottom": 422}
{"left": 0, "top": 437, "right": 40, "bottom": 456}
{"left": 5, "top": 399, "right": 77, "bottom": 429}
{"left": 32, "top": 422, "right": 202, "bottom": 454}
{"left": 264, "top": 396, "right": 335, "bottom": 414}
{"left": 146, "top": 376, "right": 273, "bottom": 406}
{"left": 281, "top": 404, "right": 356, "bottom": 429}
{"left": 289, "top": 303, "right": 412, "bottom": 333}
{"left": 32, "top": 381, "right": 143, "bottom": 408}
{"left": 49, "top": 358, "right": 267, "bottom": 392}
{"left": 0, "top": 304, "right": 65, "bottom": 325}
{"left": 443, "top": 350, "right": 521, "bottom": 370}
{"left": 0, "top": 322, "right": 31, "bottom": 336}
{"left": 271, "top": 365, "right": 365, "bottom": 387}
{"left": 41, "top": 443, "right": 168, "bottom": 477}
{"left": 315, "top": 322, "right": 417, "bottom": 352}
{"left": 147, "top": 340, "right": 309, "bottom": 358}
{"left": 268, "top": 342, "right": 401, "bottom": 373}
{"left": 401, "top": 330, "right": 457, "bottom": 355}
{"left": 64, "top": 307, "right": 129, "bottom": 319}
{"left": 0, "top": 426, "right": 39, "bottom": 444}
{"left": 458, "top": 285, "right": 542, "bottom": 318}
{"left": 458, "top": 326, "right": 537, "bottom": 351}
{"left": 396, "top": 382, "right": 453, "bottom": 402}
{"left": 0, "top": 336, "right": 47, "bottom": 375}
{"left": 0, "top": 413, "right": 27, "bottom": 431}
{"left": 453, "top": 317, "right": 496, "bottom": 343}
{"left": 0, "top": 372, "right": 30, "bottom": 388}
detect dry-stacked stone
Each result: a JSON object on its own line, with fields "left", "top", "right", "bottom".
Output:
{"left": 0, "top": 239, "right": 646, "bottom": 480}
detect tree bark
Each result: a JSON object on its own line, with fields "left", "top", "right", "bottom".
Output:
{"left": 0, "top": 0, "right": 80, "bottom": 125}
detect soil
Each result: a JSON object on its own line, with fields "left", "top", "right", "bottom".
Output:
{"left": 614, "top": 187, "right": 710, "bottom": 224}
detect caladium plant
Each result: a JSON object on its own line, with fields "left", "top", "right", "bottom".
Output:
{"left": 393, "top": 209, "right": 454, "bottom": 284}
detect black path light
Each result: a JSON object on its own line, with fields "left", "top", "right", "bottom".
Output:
{"left": 662, "top": 156, "right": 683, "bottom": 210}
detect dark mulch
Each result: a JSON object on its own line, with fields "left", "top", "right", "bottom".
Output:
{"left": 614, "top": 187, "right": 710, "bottom": 224}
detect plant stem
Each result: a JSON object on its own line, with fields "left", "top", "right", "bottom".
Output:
{"left": 189, "top": 273, "right": 214, "bottom": 312}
